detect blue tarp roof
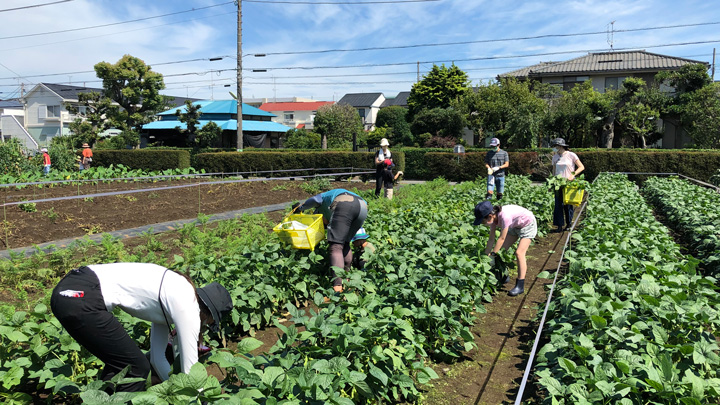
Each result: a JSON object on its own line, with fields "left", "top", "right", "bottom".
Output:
{"left": 158, "top": 100, "right": 274, "bottom": 117}
{"left": 143, "top": 119, "right": 290, "bottom": 132}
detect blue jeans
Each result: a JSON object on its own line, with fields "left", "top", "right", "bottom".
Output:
{"left": 487, "top": 175, "right": 505, "bottom": 194}
{"left": 553, "top": 188, "right": 574, "bottom": 228}
{"left": 43, "top": 165, "right": 51, "bottom": 175}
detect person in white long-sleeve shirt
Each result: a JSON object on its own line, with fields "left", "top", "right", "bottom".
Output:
{"left": 50, "top": 263, "right": 233, "bottom": 392}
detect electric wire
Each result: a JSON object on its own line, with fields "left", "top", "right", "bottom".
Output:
{"left": 0, "top": 0, "right": 73, "bottom": 13}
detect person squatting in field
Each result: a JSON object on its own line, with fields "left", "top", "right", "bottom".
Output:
{"left": 484, "top": 137, "right": 509, "bottom": 200}
{"left": 351, "top": 227, "right": 376, "bottom": 270}
{"left": 50, "top": 263, "right": 233, "bottom": 392}
{"left": 380, "top": 158, "right": 403, "bottom": 200}
{"left": 295, "top": 189, "right": 368, "bottom": 292}
{"left": 474, "top": 201, "right": 537, "bottom": 296}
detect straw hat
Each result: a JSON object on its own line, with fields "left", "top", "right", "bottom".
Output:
{"left": 82, "top": 143, "right": 90, "bottom": 148}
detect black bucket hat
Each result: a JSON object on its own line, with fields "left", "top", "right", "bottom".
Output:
{"left": 197, "top": 282, "right": 233, "bottom": 332}
{"left": 550, "top": 138, "right": 570, "bottom": 148}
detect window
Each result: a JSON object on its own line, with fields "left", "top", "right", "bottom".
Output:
{"left": 77, "top": 106, "right": 88, "bottom": 115}
{"left": 284, "top": 112, "right": 294, "bottom": 121}
{"left": 47, "top": 105, "right": 61, "bottom": 118}
{"left": 604, "top": 77, "right": 619, "bottom": 91}
{"left": 357, "top": 109, "right": 366, "bottom": 119}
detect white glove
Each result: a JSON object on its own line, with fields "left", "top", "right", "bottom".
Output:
{"left": 397, "top": 171, "right": 403, "bottom": 176}
{"left": 489, "top": 255, "right": 496, "bottom": 267}
{"left": 487, "top": 167, "right": 493, "bottom": 175}
{"left": 492, "top": 166, "right": 500, "bottom": 173}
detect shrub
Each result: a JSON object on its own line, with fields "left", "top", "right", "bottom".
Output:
{"left": 93, "top": 149, "right": 191, "bottom": 170}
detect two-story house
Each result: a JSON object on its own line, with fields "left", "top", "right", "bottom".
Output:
{"left": 500, "top": 50, "right": 710, "bottom": 148}
{"left": 258, "top": 101, "right": 334, "bottom": 130}
{"left": 0, "top": 99, "right": 32, "bottom": 148}
{"left": 337, "top": 93, "right": 386, "bottom": 131}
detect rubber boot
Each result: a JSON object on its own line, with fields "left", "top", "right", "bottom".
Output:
{"left": 509, "top": 279, "right": 525, "bottom": 296}
{"left": 486, "top": 192, "right": 492, "bottom": 200}
{"left": 385, "top": 188, "right": 394, "bottom": 200}
{"left": 497, "top": 192, "right": 503, "bottom": 201}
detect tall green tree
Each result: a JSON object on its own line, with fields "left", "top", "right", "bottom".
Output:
{"left": 409, "top": 107, "right": 466, "bottom": 139}
{"left": 543, "top": 81, "right": 605, "bottom": 147}
{"left": 313, "top": 104, "right": 363, "bottom": 149}
{"left": 456, "top": 78, "right": 549, "bottom": 147}
{"left": 283, "top": 128, "right": 321, "bottom": 149}
{"left": 376, "top": 106, "right": 412, "bottom": 146}
{"left": 407, "top": 64, "right": 470, "bottom": 118}
{"left": 616, "top": 77, "right": 665, "bottom": 148}
{"left": 94, "top": 55, "right": 166, "bottom": 132}
{"left": 64, "top": 91, "right": 118, "bottom": 147}
{"left": 175, "top": 100, "right": 202, "bottom": 144}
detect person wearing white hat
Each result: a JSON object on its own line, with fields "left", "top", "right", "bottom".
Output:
{"left": 41, "top": 148, "right": 51, "bottom": 175}
{"left": 351, "top": 227, "right": 375, "bottom": 270}
{"left": 374, "top": 138, "right": 392, "bottom": 197}
{"left": 484, "top": 138, "right": 509, "bottom": 200}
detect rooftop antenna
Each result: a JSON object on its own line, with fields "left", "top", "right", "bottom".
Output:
{"left": 607, "top": 21, "right": 616, "bottom": 51}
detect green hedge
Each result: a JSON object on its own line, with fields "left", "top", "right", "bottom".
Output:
{"left": 404, "top": 151, "right": 538, "bottom": 181}
{"left": 576, "top": 150, "right": 720, "bottom": 182}
{"left": 93, "top": 149, "right": 191, "bottom": 171}
{"left": 195, "top": 151, "right": 405, "bottom": 176}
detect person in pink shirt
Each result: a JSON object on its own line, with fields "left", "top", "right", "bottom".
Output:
{"left": 473, "top": 201, "right": 537, "bottom": 296}
{"left": 550, "top": 138, "right": 585, "bottom": 232}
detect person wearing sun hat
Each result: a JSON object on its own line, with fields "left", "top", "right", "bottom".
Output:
{"left": 550, "top": 137, "right": 584, "bottom": 232}
{"left": 81, "top": 142, "right": 93, "bottom": 170}
{"left": 41, "top": 147, "right": 51, "bottom": 175}
{"left": 351, "top": 227, "right": 376, "bottom": 270}
{"left": 473, "top": 200, "right": 537, "bottom": 296}
{"left": 484, "top": 137, "right": 509, "bottom": 200}
{"left": 374, "top": 138, "right": 392, "bottom": 197}
{"left": 50, "top": 263, "right": 232, "bottom": 391}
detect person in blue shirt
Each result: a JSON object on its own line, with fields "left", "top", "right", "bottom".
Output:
{"left": 295, "top": 189, "right": 368, "bottom": 292}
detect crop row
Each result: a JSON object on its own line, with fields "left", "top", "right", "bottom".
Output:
{"left": 0, "top": 176, "right": 554, "bottom": 404}
{"left": 534, "top": 173, "right": 720, "bottom": 404}
{"left": 643, "top": 176, "right": 720, "bottom": 277}
{"left": 1, "top": 164, "right": 204, "bottom": 189}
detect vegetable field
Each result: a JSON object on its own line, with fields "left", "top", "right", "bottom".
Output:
{"left": 1, "top": 172, "right": 718, "bottom": 404}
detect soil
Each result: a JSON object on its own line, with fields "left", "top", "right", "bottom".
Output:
{"left": 0, "top": 179, "right": 374, "bottom": 249}
{"left": 422, "top": 229, "right": 569, "bottom": 405}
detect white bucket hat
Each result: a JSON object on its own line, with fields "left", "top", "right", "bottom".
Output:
{"left": 380, "top": 138, "right": 390, "bottom": 147}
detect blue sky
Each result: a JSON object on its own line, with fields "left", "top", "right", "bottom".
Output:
{"left": 1, "top": 0, "right": 719, "bottom": 102}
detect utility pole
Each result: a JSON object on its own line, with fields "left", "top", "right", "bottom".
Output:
{"left": 236, "top": 0, "right": 243, "bottom": 150}
{"left": 417, "top": 61, "right": 420, "bottom": 82}
{"left": 712, "top": 48, "right": 716, "bottom": 81}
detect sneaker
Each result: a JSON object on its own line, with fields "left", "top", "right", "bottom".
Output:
{"left": 508, "top": 286, "right": 524, "bottom": 296}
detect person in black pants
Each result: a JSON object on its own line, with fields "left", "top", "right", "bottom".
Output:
{"left": 374, "top": 138, "right": 391, "bottom": 197}
{"left": 51, "top": 263, "right": 232, "bottom": 392}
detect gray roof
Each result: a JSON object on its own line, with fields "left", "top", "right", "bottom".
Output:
{"left": 41, "top": 82, "right": 104, "bottom": 100}
{"left": 517, "top": 51, "right": 708, "bottom": 77}
{"left": 499, "top": 62, "right": 558, "bottom": 78}
{"left": 381, "top": 91, "right": 410, "bottom": 107}
{"left": 0, "top": 99, "right": 22, "bottom": 108}
{"left": 337, "top": 92, "right": 384, "bottom": 107}
{"left": 162, "top": 96, "right": 202, "bottom": 109}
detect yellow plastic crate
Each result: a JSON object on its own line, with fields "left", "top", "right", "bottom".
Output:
{"left": 273, "top": 214, "right": 325, "bottom": 251}
{"left": 563, "top": 184, "right": 585, "bottom": 206}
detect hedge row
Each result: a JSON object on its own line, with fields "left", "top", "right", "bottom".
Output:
{"left": 194, "top": 151, "right": 406, "bottom": 177}
{"left": 401, "top": 148, "right": 720, "bottom": 182}
{"left": 93, "top": 150, "right": 191, "bottom": 170}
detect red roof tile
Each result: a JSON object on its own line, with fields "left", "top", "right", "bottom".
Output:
{"left": 259, "top": 101, "right": 333, "bottom": 112}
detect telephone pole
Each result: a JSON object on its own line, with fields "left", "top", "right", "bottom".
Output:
{"left": 236, "top": 0, "right": 243, "bottom": 150}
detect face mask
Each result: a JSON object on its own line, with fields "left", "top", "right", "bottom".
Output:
{"left": 552, "top": 147, "right": 559, "bottom": 153}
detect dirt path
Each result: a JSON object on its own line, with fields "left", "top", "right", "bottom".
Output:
{"left": 424, "top": 230, "right": 568, "bottom": 405}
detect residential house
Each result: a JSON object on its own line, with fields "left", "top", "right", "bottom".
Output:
{"left": 142, "top": 99, "right": 291, "bottom": 148}
{"left": 380, "top": 91, "right": 410, "bottom": 108}
{"left": 337, "top": 93, "right": 385, "bottom": 131}
{"left": 0, "top": 99, "right": 34, "bottom": 148}
{"left": 500, "top": 50, "right": 710, "bottom": 148}
{"left": 244, "top": 96, "right": 316, "bottom": 109}
{"left": 258, "top": 100, "right": 334, "bottom": 130}
{"left": 19, "top": 82, "right": 195, "bottom": 148}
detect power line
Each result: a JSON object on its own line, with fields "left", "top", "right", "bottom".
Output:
{"left": 244, "top": 0, "right": 438, "bottom": 3}
{"left": 0, "top": 1, "right": 234, "bottom": 40}
{"left": 0, "top": 0, "right": 73, "bottom": 13}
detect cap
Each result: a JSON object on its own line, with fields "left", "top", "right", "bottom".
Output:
{"left": 489, "top": 138, "right": 500, "bottom": 146}
{"left": 82, "top": 143, "right": 90, "bottom": 148}
{"left": 473, "top": 201, "right": 493, "bottom": 225}
{"left": 196, "top": 282, "right": 233, "bottom": 332}
{"left": 550, "top": 138, "right": 569, "bottom": 148}
{"left": 380, "top": 138, "right": 389, "bottom": 146}
{"left": 383, "top": 159, "right": 393, "bottom": 167}
{"left": 41, "top": 148, "right": 48, "bottom": 152}
{"left": 352, "top": 227, "right": 369, "bottom": 242}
